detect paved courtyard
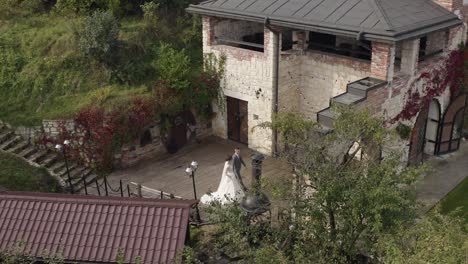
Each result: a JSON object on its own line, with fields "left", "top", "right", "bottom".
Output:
{"left": 416, "top": 140, "right": 468, "bottom": 212}
{"left": 105, "top": 136, "right": 291, "bottom": 199}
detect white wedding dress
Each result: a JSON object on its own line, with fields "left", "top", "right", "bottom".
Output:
{"left": 200, "top": 160, "right": 245, "bottom": 204}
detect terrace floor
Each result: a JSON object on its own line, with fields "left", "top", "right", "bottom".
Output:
{"left": 102, "top": 136, "right": 291, "bottom": 199}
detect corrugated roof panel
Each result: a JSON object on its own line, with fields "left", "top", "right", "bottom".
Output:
{"left": 264, "top": 0, "right": 290, "bottom": 15}
{"left": 293, "top": 0, "right": 324, "bottom": 18}
{"left": 236, "top": 0, "right": 259, "bottom": 10}
{"left": 0, "top": 192, "right": 195, "bottom": 264}
{"left": 325, "top": 0, "right": 362, "bottom": 24}
{"left": 188, "top": 0, "right": 462, "bottom": 42}
{"left": 305, "top": 0, "right": 348, "bottom": 22}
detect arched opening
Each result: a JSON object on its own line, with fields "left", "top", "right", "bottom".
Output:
{"left": 408, "top": 106, "right": 429, "bottom": 166}
{"left": 424, "top": 99, "right": 441, "bottom": 155}
{"left": 140, "top": 129, "right": 152, "bottom": 147}
{"left": 437, "top": 94, "right": 467, "bottom": 155}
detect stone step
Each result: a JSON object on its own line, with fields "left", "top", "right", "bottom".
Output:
{"left": 331, "top": 93, "right": 365, "bottom": 107}
{"left": 317, "top": 108, "right": 338, "bottom": 129}
{"left": 56, "top": 163, "right": 78, "bottom": 177}
{"left": 28, "top": 149, "right": 49, "bottom": 163}
{"left": 49, "top": 161, "right": 66, "bottom": 173}
{"left": 5, "top": 140, "right": 29, "bottom": 154}
{"left": 69, "top": 167, "right": 87, "bottom": 179}
{"left": 346, "top": 77, "right": 386, "bottom": 97}
{"left": 76, "top": 174, "right": 99, "bottom": 193}
{"left": 347, "top": 82, "right": 369, "bottom": 97}
{"left": 18, "top": 146, "right": 37, "bottom": 158}
{"left": 39, "top": 153, "right": 59, "bottom": 167}
{"left": 0, "top": 130, "right": 13, "bottom": 143}
{"left": 0, "top": 136, "right": 21, "bottom": 150}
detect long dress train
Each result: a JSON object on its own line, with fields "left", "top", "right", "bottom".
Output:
{"left": 200, "top": 160, "right": 245, "bottom": 204}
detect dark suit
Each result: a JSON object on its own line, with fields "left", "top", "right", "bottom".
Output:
{"left": 232, "top": 153, "right": 247, "bottom": 191}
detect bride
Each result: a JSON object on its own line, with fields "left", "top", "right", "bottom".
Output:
{"left": 200, "top": 155, "right": 245, "bottom": 204}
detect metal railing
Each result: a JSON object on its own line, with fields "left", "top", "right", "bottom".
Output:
{"left": 214, "top": 37, "right": 264, "bottom": 52}
{"left": 308, "top": 42, "right": 372, "bottom": 60}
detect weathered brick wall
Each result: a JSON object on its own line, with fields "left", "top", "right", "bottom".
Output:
{"left": 42, "top": 119, "right": 76, "bottom": 138}
{"left": 433, "top": 0, "right": 463, "bottom": 11}
{"left": 278, "top": 52, "right": 301, "bottom": 113}
{"left": 364, "top": 55, "right": 452, "bottom": 122}
{"left": 280, "top": 50, "right": 370, "bottom": 119}
{"left": 204, "top": 19, "right": 276, "bottom": 154}
{"left": 426, "top": 31, "right": 447, "bottom": 54}
{"left": 371, "top": 42, "right": 394, "bottom": 80}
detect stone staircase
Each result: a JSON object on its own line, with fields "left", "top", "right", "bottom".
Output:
{"left": 317, "top": 77, "right": 387, "bottom": 130}
{"left": 0, "top": 121, "right": 98, "bottom": 192}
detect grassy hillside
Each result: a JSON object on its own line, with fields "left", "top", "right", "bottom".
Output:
{"left": 0, "top": 1, "right": 202, "bottom": 126}
{"left": 0, "top": 152, "right": 62, "bottom": 192}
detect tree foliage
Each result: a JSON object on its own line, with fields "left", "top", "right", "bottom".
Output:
{"left": 378, "top": 210, "right": 468, "bottom": 263}
{"left": 77, "top": 11, "right": 120, "bottom": 62}
{"left": 196, "top": 109, "right": 428, "bottom": 263}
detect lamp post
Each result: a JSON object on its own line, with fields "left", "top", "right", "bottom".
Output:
{"left": 240, "top": 153, "right": 270, "bottom": 222}
{"left": 185, "top": 161, "right": 201, "bottom": 223}
{"left": 55, "top": 140, "right": 73, "bottom": 194}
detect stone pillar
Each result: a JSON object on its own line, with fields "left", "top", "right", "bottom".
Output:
{"left": 426, "top": 31, "right": 445, "bottom": 54}
{"left": 432, "top": 0, "right": 463, "bottom": 12}
{"left": 371, "top": 42, "right": 395, "bottom": 81}
{"left": 447, "top": 26, "right": 464, "bottom": 50}
{"left": 202, "top": 16, "right": 215, "bottom": 50}
{"left": 292, "top": 30, "right": 308, "bottom": 51}
{"left": 400, "top": 38, "right": 420, "bottom": 75}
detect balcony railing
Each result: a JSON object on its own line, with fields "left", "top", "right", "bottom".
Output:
{"left": 214, "top": 37, "right": 264, "bottom": 52}
{"left": 308, "top": 42, "right": 372, "bottom": 61}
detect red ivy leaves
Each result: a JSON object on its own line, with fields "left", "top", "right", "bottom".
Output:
{"left": 391, "top": 50, "right": 464, "bottom": 123}
{"left": 40, "top": 97, "right": 156, "bottom": 173}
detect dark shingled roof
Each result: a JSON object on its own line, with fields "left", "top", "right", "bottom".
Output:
{"left": 0, "top": 192, "right": 195, "bottom": 264}
{"left": 187, "top": 0, "right": 462, "bottom": 42}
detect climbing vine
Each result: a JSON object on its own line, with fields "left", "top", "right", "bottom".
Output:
{"left": 391, "top": 50, "right": 464, "bottom": 123}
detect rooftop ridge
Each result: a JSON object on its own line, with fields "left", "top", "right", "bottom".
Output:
{"left": 0, "top": 191, "right": 196, "bottom": 208}
{"left": 371, "top": 0, "right": 395, "bottom": 31}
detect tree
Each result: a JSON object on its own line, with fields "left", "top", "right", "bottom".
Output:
{"left": 77, "top": 10, "right": 120, "bottom": 63}
{"left": 378, "top": 210, "right": 468, "bottom": 263}
{"left": 196, "top": 109, "right": 424, "bottom": 263}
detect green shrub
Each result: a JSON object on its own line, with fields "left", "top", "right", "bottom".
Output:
{"left": 396, "top": 122, "right": 412, "bottom": 140}
{"left": 77, "top": 11, "right": 120, "bottom": 62}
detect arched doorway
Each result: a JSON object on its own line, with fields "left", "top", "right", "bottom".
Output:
{"left": 436, "top": 94, "right": 467, "bottom": 155}
{"left": 424, "top": 99, "right": 441, "bottom": 155}
{"left": 408, "top": 106, "right": 429, "bottom": 166}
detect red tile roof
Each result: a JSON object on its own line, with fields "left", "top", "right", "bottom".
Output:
{"left": 0, "top": 192, "right": 196, "bottom": 264}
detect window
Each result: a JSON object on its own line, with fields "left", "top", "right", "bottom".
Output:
{"left": 308, "top": 32, "right": 336, "bottom": 52}
{"left": 419, "top": 36, "right": 428, "bottom": 59}
{"left": 308, "top": 31, "right": 371, "bottom": 60}
{"left": 214, "top": 20, "right": 265, "bottom": 52}
{"left": 281, "top": 30, "right": 293, "bottom": 51}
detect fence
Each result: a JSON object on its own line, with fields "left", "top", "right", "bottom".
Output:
{"left": 81, "top": 176, "right": 180, "bottom": 199}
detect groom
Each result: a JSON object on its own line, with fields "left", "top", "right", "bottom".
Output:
{"left": 232, "top": 147, "right": 248, "bottom": 191}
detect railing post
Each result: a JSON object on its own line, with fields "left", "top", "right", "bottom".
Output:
{"left": 83, "top": 176, "right": 88, "bottom": 195}
{"left": 120, "top": 180, "right": 124, "bottom": 197}
{"left": 137, "top": 184, "right": 142, "bottom": 198}
{"left": 127, "top": 184, "right": 131, "bottom": 197}
{"left": 104, "top": 176, "right": 109, "bottom": 196}
{"left": 96, "top": 179, "right": 101, "bottom": 196}
{"left": 160, "top": 191, "right": 163, "bottom": 199}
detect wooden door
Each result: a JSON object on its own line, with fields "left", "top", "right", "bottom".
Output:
{"left": 436, "top": 94, "right": 467, "bottom": 155}
{"left": 227, "top": 97, "right": 248, "bottom": 144}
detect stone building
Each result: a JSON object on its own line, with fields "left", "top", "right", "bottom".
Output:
{"left": 187, "top": 0, "right": 467, "bottom": 164}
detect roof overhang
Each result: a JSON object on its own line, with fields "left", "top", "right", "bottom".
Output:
{"left": 187, "top": 4, "right": 462, "bottom": 43}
